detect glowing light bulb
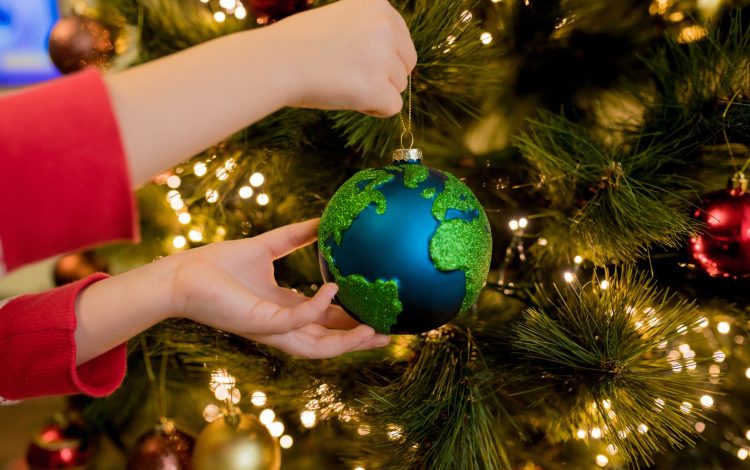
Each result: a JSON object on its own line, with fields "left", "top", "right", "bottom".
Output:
{"left": 599, "top": 280, "right": 610, "bottom": 290}
{"left": 170, "top": 198, "right": 185, "bottom": 211}
{"left": 267, "top": 421, "right": 284, "bottom": 437}
{"left": 279, "top": 435, "right": 293, "bottom": 449}
{"left": 538, "top": 238, "right": 548, "bottom": 246}
{"left": 235, "top": 5, "right": 247, "bottom": 19}
{"left": 300, "top": 411, "right": 317, "bottom": 428}
{"left": 460, "top": 10, "right": 472, "bottom": 22}
{"left": 172, "top": 235, "right": 187, "bottom": 249}
{"left": 695, "top": 422, "right": 706, "bottom": 432}
{"left": 480, "top": 32, "right": 493, "bottom": 45}
{"left": 607, "top": 444, "right": 617, "bottom": 455}
{"left": 194, "top": 162, "right": 207, "bottom": 177}
{"left": 680, "top": 402, "right": 693, "bottom": 414}
{"left": 257, "top": 193, "right": 270, "bottom": 206}
{"left": 357, "top": 424, "right": 371, "bottom": 436}
{"left": 518, "top": 217, "right": 528, "bottom": 228}
{"left": 239, "top": 186, "right": 254, "bottom": 199}
{"left": 739, "top": 448, "right": 749, "bottom": 460}
{"left": 590, "top": 427, "right": 602, "bottom": 439}
{"left": 637, "top": 424, "right": 648, "bottom": 434}
{"left": 219, "top": 0, "right": 236, "bottom": 9}
{"left": 214, "top": 11, "right": 226, "bottom": 22}
{"left": 595, "top": 455, "right": 609, "bottom": 467}
{"left": 189, "top": 229, "right": 203, "bottom": 242}
{"left": 249, "top": 172, "right": 265, "bottom": 187}
{"left": 178, "top": 212, "right": 191, "bottom": 224}
{"left": 202, "top": 404, "right": 221, "bottom": 422}
{"left": 576, "top": 429, "right": 586, "bottom": 439}
{"left": 509, "top": 220, "right": 519, "bottom": 230}
{"left": 563, "top": 272, "right": 574, "bottom": 283}
{"left": 574, "top": 255, "right": 583, "bottom": 264}
{"left": 167, "top": 175, "right": 181, "bottom": 188}
{"left": 700, "top": 395, "right": 714, "bottom": 407}
{"left": 206, "top": 189, "right": 219, "bottom": 203}
{"left": 216, "top": 167, "right": 228, "bottom": 181}
{"left": 259, "top": 409, "right": 275, "bottom": 425}
{"left": 718, "top": 321, "right": 731, "bottom": 334}
{"left": 251, "top": 391, "right": 267, "bottom": 407}
{"left": 713, "top": 350, "right": 726, "bottom": 363}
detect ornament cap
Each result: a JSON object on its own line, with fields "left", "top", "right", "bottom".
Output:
{"left": 729, "top": 172, "right": 747, "bottom": 194}
{"left": 392, "top": 148, "right": 423, "bottom": 163}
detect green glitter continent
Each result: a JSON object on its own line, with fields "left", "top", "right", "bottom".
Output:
{"left": 401, "top": 164, "right": 429, "bottom": 188}
{"left": 421, "top": 187, "right": 436, "bottom": 199}
{"left": 319, "top": 168, "right": 394, "bottom": 250}
{"left": 430, "top": 172, "right": 492, "bottom": 312}
{"left": 336, "top": 275, "right": 403, "bottom": 334}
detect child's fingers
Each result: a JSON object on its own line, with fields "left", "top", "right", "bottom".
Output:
{"left": 254, "top": 218, "right": 320, "bottom": 260}
{"left": 253, "top": 283, "right": 337, "bottom": 334}
{"left": 388, "top": 9, "right": 417, "bottom": 74}
{"left": 287, "top": 324, "right": 380, "bottom": 359}
{"left": 351, "top": 333, "right": 391, "bottom": 352}
{"left": 270, "top": 286, "right": 359, "bottom": 330}
{"left": 367, "top": 83, "right": 403, "bottom": 117}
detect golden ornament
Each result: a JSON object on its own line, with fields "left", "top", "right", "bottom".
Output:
{"left": 193, "top": 413, "right": 280, "bottom": 470}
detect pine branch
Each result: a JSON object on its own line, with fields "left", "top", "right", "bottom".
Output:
{"left": 512, "top": 267, "right": 710, "bottom": 466}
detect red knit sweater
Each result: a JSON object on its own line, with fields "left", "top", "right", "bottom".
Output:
{"left": 0, "top": 69, "right": 137, "bottom": 401}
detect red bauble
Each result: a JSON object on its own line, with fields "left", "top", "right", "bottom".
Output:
{"left": 126, "top": 426, "right": 195, "bottom": 470}
{"left": 48, "top": 16, "right": 115, "bottom": 74}
{"left": 26, "top": 420, "right": 93, "bottom": 469}
{"left": 690, "top": 180, "right": 750, "bottom": 278}
{"left": 248, "top": 0, "right": 311, "bottom": 23}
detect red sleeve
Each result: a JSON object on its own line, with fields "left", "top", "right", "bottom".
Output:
{"left": 0, "top": 69, "right": 138, "bottom": 273}
{"left": 0, "top": 273, "right": 126, "bottom": 401}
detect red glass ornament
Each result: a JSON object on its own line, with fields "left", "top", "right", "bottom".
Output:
{"left": 690, "top": 176, "right": 750, "bottom": 278}
{"left": 126, "top": 425, "right": 195, "bottom": 470}
{"left": 26, "top": 421, "right": 93, "bottom": 469}
{"left": 248, "top": 0, "right": 311, "bottom": 23}
{"left": 48, "top": 16, "right": 115, "bottom": 74}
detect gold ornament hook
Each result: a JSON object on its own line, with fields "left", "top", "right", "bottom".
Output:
{"left": 398, "top": 74, "right": 413, "bottom": 150}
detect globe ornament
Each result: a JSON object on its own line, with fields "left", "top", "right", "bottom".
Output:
{"left": 193, "top": 412, "right": 280, "bottom": 470}
{"left": 318, "top": 148, "right": 492, "bottom": 334}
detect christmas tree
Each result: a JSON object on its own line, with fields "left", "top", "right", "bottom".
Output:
{"left": 35, "top": 0, "right": 750, "bottom": 468}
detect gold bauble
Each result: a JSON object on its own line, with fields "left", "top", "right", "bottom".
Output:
{"left": 193, "top": 414, "right": 280, "bottom": 470}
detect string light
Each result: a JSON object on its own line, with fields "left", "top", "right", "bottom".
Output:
{"left": 739, "top": 448, "right": 749, "bottom": 460}
{"left": 480, "top": 32, "right": 493, "bottom": 45}
{"left": 279, "top": 435, "right": 293, "bottom": 449}
{"left": 357, "top": 424, "right": 371, "bottom": 436}
{"left": 590, "top": 427, "right": 602, "bottom": 439}
{"left": 574, "top": 255, "right": 583, "bottom": 264}
{"left": 386, "top": 424, "right": 403, "bottom": 441}
{"left": 695, "top": 422, "right": 706, "bottom": 433}
{"left": 202, "top": 404, "right": 222, "bottom": 422}
{"left": 576, "top": 429, "right": 586, "bottom": 439}
{"left": 745, "top": 368, "right": 750, "bottom": 379}
{"left": 206, "top": 189, "right": 219, "bottom": 203}
{"left": 563, "top": 272, "right": 574, "bottom": 283}
{"left": 606, "top": 444, "right": 617, "bottom": 455}
{"left": 538, "top": 238, "right": 548, "bottom": 246}
{"left": 193, "top": 162, "right": 207, "bottom": 177}
{"left": 680, "top": 402, "right": 693, "bottom": 414}
{"left": 213, "top": 11, "right": 226, "bottom": 22}
{"left": 699, "top": 395, "right": 714, "bottom": 407}
{"left": 745, "top": 429, "right": 750, "bottom": 440}
{"left": 300, "top": 411, "right": 317, "bottom": 428}
{"left": 599, "top": 280, "right": 610, "bottom": 290}
{"left": 167, "top": 175, "right": 181, "bottom": 188}
{"left": 518, "top": 217, "right": 528, "bottom": 228}
{"left": 172, "top": 235, "right": 187, "bottom": 249}
{"left": 717, "top": 321, "right": 731, "bottom": 334}
{"left": 188, "top": 229, "right": 203, "bottom": 242}
{"left": 698, "top": 317, "right": 709, "bottom": 328}
{"left": 713, "top": 350, "right": 726, "bottom": 363}
{"left": 354, "top": 467, "right": 365, "bottom": 470}
{"left": 239, "top": 186, "right": 254, "bottom": 199}
{"left": 251, "top": 391, "right": 267, "bottom": 407}
{"left": 235, "top": 5, "right": 247, "bottom": 19}
{"left": 509, "top": 220, "right": 519, "bottom": 230}
{"left": 178, "top": 212, "right": 191, "bottom": 224}
{"left": 637, "top": 424, "right": 649, "bottom": 434}
{"left": 267, "top": 421, "right": 285, "bottom": 437}
{"left": 595, "top": 455, "right": 609, "bottom": 467}
{"left": 219, "top": 0, "right": 236, "bottom": 8}
{"left": 170, "top": 198, "right": 185, "bottom": 211}
{"left": 249, "top": 172, "right": 265, "bottom": 187}
{"left": 216, "top": 167, "right": 229, "bottom": 181}
{"left": 460, "top": 10, "right": 472, "bottom": 22}
{"left": 257, "top": 193, "right": 270, "bottom": 206}
{"left": 259, "top": 409, "right": 275, "bottom": 425}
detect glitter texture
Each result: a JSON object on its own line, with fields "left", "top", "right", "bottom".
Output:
{"left": 336, "top": 274, "right": 403, "bottom": 333}
{"left": 401, "top": 164, "right": 429, "bottom": 188}
{"left": 430, "top": 172, "right": 492, "bottom": 312}
{"left": 421, "top": 187, "right": 436, "bottom": 199}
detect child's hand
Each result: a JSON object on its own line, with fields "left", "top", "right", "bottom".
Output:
{"left": 266, "top": 0, "right": 417, "bottom": 117}
{"left": 167, "top": 219, "right": 390, "bottom": 358}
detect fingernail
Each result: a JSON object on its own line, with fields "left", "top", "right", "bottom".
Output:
{"left": 327, "top": 283, "right": 339, "bottom": 298}
{"left": 375, "top": 335, "right": 390, "bottom": 347}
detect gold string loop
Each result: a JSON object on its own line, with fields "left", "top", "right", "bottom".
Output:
{"left": 398, "top": 74, "right": 413, "bottom": 150}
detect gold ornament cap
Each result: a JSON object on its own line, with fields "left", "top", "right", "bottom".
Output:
{"left": 729, "top": 172, "right": 747, "bottom": 194}
{"left": 392, "top": 148, "right": 423, "bottom": 163}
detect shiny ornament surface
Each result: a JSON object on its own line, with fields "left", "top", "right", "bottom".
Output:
{"left": 193, "top": 414, "right": 280, "bottom": 470}
{"left": 318, "top": 158, "right": 492, "bottom": 334}
{"left": 248, "top": 0, "right": 311, "bottom": 22}
{"left": 48, "top": 16, "right": 114, "bottom": 74}
{"left": 26, "top": 421, "right": 92, "bottom": 469}
{"left": 127, "top": 426, "right": 195, "bottom": 470}
{"left": 690, "top": 183, "right": 750, "bottom": 278}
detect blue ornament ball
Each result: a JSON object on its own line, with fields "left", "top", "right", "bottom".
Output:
{"left": 318, "top": 153, "right": 492, "bottom": 334}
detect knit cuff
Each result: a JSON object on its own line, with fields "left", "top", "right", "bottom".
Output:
{"left": 0, "top": 274, "right": 127, "bottom": 400}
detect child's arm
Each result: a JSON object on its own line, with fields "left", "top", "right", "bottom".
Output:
{"left": 74, "top": 219, "right": 388, "bottom": 365}
{"left": 105, "top": 0, "right": 417, "bottom": 185}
